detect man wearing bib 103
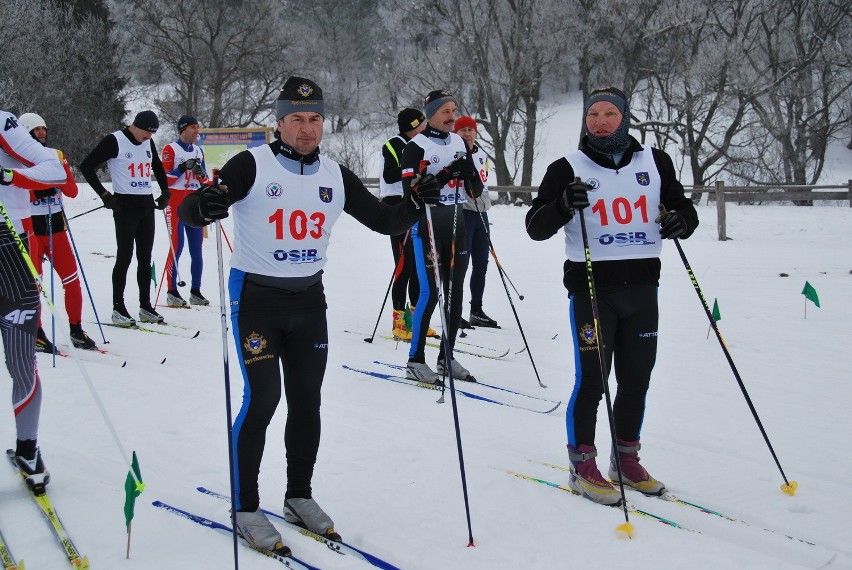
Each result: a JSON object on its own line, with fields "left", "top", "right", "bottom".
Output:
{"left": 525, "top": 87, "right": 698, "bottom": 506}
{"left": 179, "top": 77, "right": 437, "bottom": 558}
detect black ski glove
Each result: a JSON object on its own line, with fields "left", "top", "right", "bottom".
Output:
{"left": 436, "top": 157, "right": 477, "bottom": 187}
{"left": 34, "top": 187, "right": 59, "bottom": 199}
{"left": 197, "top": 183, "right": 230, "bottom": 222}
{"left": 191, "top": 162, "right": 206, "bottom": 178}
{"left": 178, "top": 158, "right": 197, "bottom": 173}
{"left": 100, "top": 192, "right": 122, "bottom": 212}
{"left": 0, "top": 168, "right": 14, "bottom": 185}
{"left": 447, "top": 157, "right": 477, "bottom": 179}
{"left": 559, "top": 178, "right": 592, "bottom": 215}
{"left": 410, "top": 173, "right": 441, "bottom": 208}
{"left": 155, "top": 192, "right": 171, "bottom": 210}
{"left": 656, "top": 208, "right": 687, "bottom": 239}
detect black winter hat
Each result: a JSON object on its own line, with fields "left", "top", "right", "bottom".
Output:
{"left": 133, "top": 110, "right": 159, "bottom": 132}
{"left": 276, "top": 77, "right": 324, "bottom": 120}
{"left": 177, "top": 114, "right": 198, "bottom": 133}
{"left": 397, "top": 108, "right": 425, "bottom": 134}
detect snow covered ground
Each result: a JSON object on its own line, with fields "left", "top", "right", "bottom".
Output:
{"left": 1, "top": 188, "right": 850, "bottom": 569}
{"left": 2, "top": 91, "right": 852, "bottom": 568}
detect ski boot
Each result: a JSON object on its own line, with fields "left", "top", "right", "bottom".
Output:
{"left": 405, "top": 360, "right": 442, "bottom": 385}
{"left": 166, "top": 289, "right": 187, "bottom": 307}
{"left": 189, "top": 289, "right": 210, "bottom": 306}
{"left": 469, "top": 307, "right": 499, "bottom": 328}
{"left": 437, "top": 357, "right": 476, "bottom": 382}
{"left": 567, "top": 444, "right": 622, "bottom": 506}
{"left": 139, "top": 305, "right": 165, "bottom": 324}
{"left": 235, "top": 509, "right": 291, "bottom": 555}
{"left": 11, "top": 440, "right": 49, "bottom": 495}
{"left": 284, "top": 497, "right": 341, "bottom": 542}
{"left": 112, "top": 302, "right": 136, "bottom": 327}
{"left": 609, "top": 439, "right": 666, "bottom": 496}
{"left": 70, "top": 323, "right": 98, "bottom": 350}
{"left": 35, "top": 327, "right": 59, "bottom": 354}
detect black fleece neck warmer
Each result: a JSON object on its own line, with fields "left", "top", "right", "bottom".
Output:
{"left": 586, "top": 117, "right": 631, "bottom": 155}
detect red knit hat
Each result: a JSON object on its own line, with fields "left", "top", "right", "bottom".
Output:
{"left": 454, "top": 116, "right": 477, "bottom": 133}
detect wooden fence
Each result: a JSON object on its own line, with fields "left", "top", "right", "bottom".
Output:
{"left": 363, "top": 178, "right": 852, "bottom": 241}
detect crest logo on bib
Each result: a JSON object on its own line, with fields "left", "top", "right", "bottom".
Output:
{"left": 319, "top": 187, "right": 333, "bottom": 203}
{"left": 266, "top": 182, "right": 283, "bottom": 198}
{"left": 636, "top": 172, "right": 650, "bottom": 186}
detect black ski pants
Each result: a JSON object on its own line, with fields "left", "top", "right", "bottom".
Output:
{"left": 409, "top": 203, "right": 468, "bottom": 363}
{"left": 111, "top": 205, "right": 155, "bottom": 306}
{"left": 565, "top": 283, "right": 659, "bottom": 448}
{"left": 229, "top": 273, "right": 329, "bottom": 511}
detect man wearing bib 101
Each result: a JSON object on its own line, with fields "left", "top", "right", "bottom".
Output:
{"left": 525, "top": 87, "right": 698, "bottom": 506}
{"left": 179, "top": 77, "right": 437, "bottom": 557}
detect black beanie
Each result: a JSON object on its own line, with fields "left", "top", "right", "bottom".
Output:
{"left": 177, "top": 114, "right": 198, "bottom": 133}
{"left": 397, "top": 108, "right": 425, "bottom": 134}
{"left": 133, "top": 110, "right": 159, "bottom": 132}
{"left": 276, "top": 77, "right": 324, "bottom": 120}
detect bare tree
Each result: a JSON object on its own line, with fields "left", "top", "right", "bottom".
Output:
{"left": 0, "top": 0, "right": 125, "bottom": 164}
{"left": 632, "top": 0, "right": 759, "bottom": 195}
{"left": 570, "top": 0, "right": 680, "bottom": 110}
{"left": 119, "top": 0, "right": 295, "bottom": 128}
{"left": 294, "top": 0, "right": 383, "bottom": 134}
{"left": 378, "top": 0, "right": 567, "bottom": 206}
{"left": 737, "top": 0, "right": 852, "bottom": 192}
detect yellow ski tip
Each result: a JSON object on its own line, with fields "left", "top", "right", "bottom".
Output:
{"left": 616, "top": 521, "right": 635, "bottom": 539}
{"left": 17, "top": 560, "right": 25, "bottom": 570}
{"left": 781, "top": 480, "right": 799, "bottom": 496}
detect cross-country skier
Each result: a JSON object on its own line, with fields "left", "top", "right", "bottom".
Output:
{"left": 80, "top": 110, "right": 171, "bottom": 327}
{"left": 0, "top": 109, "right": 67, "bottom": 490}
{"left": 178, "top": 77, "right": 438, "bottom": 556}
{"left": 19, "top": 112, "right": 98, "bottom": 351}
{"left": 454, "top": 115, "right": 499, "bottom": 329}
{"left": 379, "top": 107, "right": 426, "bottom": 339}
{"left": 160, "top": 114, "right": 212, "bottom": 308}
{"left": 400, "top": 90, "right": 483, "bottom": 384}
{"left": 526, "top": 87, "right": 698, "bottom": 506}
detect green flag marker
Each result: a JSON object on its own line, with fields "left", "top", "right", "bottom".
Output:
{"left": 711, "top": 298, "right": 721, "bottom": 321}
{"left": 404, "top": 303, "right": 413, "bottom": 331}
{"left": 124, "top": 451, "right": 145, "bottom": 530}
{"left": 801, "top": 281, "right": 820, "bottom": 308}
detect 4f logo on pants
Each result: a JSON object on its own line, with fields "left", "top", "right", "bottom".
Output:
{"left": 4, "top": 309, "right": 37, "bottom": 324}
